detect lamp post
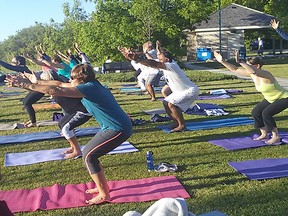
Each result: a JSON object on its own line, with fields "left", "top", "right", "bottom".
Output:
{"left": 218, "top": 0, "right": 222, "bottom": 53}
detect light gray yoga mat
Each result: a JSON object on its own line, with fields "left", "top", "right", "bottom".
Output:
{"left": 4, "top": 141, "right": 138, "bottom": 166}
{"left": 0, "top": 120, "right": 58, "bottom": 130}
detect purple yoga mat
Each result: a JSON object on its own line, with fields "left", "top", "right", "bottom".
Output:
{"left": 197, "top": 94, "right": 232, "bottom": 100}
{"left": 228, "top": 158, "right": 288, "bottom": 180}
{"left": 209, "top": 132, "right": 288, "bottom": 151}
{"left": 0, "top": 176, "right": 190, "bottom": 213}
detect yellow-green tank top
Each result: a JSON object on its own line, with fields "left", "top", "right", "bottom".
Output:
{"left": 255, "top": 81, "right": 288, "bottom": 103}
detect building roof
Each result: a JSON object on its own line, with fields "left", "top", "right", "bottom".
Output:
{"left": 192, "top": 3, "right": 275, "bottom": 32}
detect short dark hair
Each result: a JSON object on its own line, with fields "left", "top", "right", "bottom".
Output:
{"left": 14, "top": 56, "right": 26, "bottom": 66}
{"left": 52, "top": 55, "right": 63, "bottom": 63}
{"left": 71, "top": 64, "right": 96, "bottom": 82}
{"left": 163, "top": 50, "right": 173, "bottom": 62}
{"left": 248, "top": 56, "right": 263, "bottom": 66}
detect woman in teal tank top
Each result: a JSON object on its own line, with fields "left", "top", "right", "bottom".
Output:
{"left": 214, "top": 50, "right": 288, "bottom": 145}
{"left": 6, "top": 64, "right": 133, "bottom": 205}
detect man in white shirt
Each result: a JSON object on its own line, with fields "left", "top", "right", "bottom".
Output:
{"left": 119, "top": 42, "right": 199, "bottom": 132}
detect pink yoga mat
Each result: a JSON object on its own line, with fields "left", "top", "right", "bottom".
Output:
{"left": 0, "top": 176, "right": 190, "bottom": 213}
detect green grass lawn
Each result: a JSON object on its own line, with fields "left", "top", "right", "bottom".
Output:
{"left": 1, "top": 70, "right": 288, "bottom": 216}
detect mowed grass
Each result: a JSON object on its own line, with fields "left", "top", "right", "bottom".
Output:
{"left": 1, "top": 69, "right": 288, "bottom": 216}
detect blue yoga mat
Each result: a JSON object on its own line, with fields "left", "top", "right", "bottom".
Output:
{"left": 4, "top": 141, "right": 138, "bottom": 167}
{"left": 0, "top": 127, "right": 100, "bottom": 145}
{"left": 228, "top": 158, "right": 288, "bottom": 180}
{"left": 199, "top": 210, "right": 228, "bottom": 216}
{"left": 157, "top": 117, "right": 254, "bottom": 133}
{"left": 120, "top": 87, "right": 162, "bottom": 92}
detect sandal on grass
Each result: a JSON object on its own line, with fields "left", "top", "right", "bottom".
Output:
{"left": 154, "top": 162, "right": 178, "bottom": 173}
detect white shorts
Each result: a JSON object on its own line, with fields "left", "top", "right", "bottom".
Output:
{"left": 164, "top": 87, "right": 199, "bottom": 112}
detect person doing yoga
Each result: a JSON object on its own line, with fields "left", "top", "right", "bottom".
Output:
{"left": 119, "top": 41, "right": 199, "bottom": 132}
{"left": 0, "top": 56, "right": 46, "bottom": 128}
{"left": 214, "top": 50, "right": 288, "bottom": 144}
{"left": 42, "top": 55, "right": 72, "bottom": 83}
{"left": 6, "top": 63, "right": 133, "bottom": 205}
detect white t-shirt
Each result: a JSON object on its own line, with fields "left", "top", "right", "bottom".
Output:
{"left": 163, "top": 61, "right": 197, "bottom": 92}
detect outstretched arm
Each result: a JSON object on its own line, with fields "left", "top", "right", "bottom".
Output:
{"left": 118, "top": 46, "right": 165, "bottom": 70}
{"left": 42, "top": 59, "right": 64, "bottom": 69}
{"left": 24, "top": 53, "right": 46, "bottom": 66}
{"left": 55, "top": 50, "right": 70, "bottom": 63}
{"left": 213, "top": 51, "right": 251, "bottom": 77}
{"left": 0, "top": 59, "right": 29, "bottom": 73}
{"left": 6, "top": 74, "right": 82, "bottom": 98}
{"left": 23, "top": 71, "right": 72, "bottom": 87}
{"left": 270, "top": 19, "right": 288, "bottom": 40}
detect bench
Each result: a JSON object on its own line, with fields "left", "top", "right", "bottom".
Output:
{"left": 102, "top": 61, "right": 135, "bottom": 73}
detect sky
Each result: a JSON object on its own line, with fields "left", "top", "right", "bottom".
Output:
{"left": 0, "top": 0, "right": 96, "bottom": 42}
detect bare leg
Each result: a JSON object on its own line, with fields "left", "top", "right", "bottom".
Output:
{"left": 163, "top": 101, "right": 178, "bottom": 128}
{"left": 64, "top": 136, "right": 82, "bottom": 159}
{"left": 168, "top": 103, "right": 186, "bottom": 132}
{"left": 161, "top": 85, "right": 172, "bottom": 98}
{"left": 146, "top": 84, "right": 156, "bottom": 101}
{"left": 253, "top": 127, "right": 269, "bottom": 140}
{"left": 266, "top": 127, "right": 280, "bottom": 144}
{"left": 85, "top": 163, "right": 110, "bottom": 204}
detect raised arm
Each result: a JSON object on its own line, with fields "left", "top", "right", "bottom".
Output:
{"left": 24, "top": 53, "right": 46, "bottom": 66}
{"left": 118, "top": 46, "right": 165, "bottom": 70}
{"left": 6, "top": 74, "right": 82, "bottom": 98}
{"left": 55, "top": 50, "right": 70, "bottom": 63}
{"left": 213, "top": 51, "right": 251, "bottom": 77}
{"left": 270, "top": 19, "right": 288, "bottom": 40}
{"left": 42, "top": 59, "right": 64, "bottom": 69}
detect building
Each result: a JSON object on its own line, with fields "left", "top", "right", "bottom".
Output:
{"left": 186, "top": 3, "right": 275, "bottom": 61}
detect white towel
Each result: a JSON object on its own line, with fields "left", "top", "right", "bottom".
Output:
{"left": 123, "top": 198, "right": 195, "bottom": 216}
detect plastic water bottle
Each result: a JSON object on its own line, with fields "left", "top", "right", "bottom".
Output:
{"left": 146, "top": 151, "right": 154, "bottom": 172}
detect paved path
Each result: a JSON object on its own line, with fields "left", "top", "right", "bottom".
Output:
{"left": 184, "top": 62, "right": 288, "bottom": 89}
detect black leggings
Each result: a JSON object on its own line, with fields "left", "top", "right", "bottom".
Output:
{"left": 251, "top": 98, "right": 288, "bottom": 131}
{"left": 22, "top": 91, "right": 45, "bottom": 123}
{"left": 82, "top": 130, "right": 131, "bottom": 174}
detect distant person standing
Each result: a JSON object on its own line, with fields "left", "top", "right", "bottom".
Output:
{"left": 257, "top": 37, "right": 264, "bottom": 56}
{"left": 270, "top": 19, "right": 288, "bottom": 40}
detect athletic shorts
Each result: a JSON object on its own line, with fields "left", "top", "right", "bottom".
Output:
{"left": 164, "top": 87, "right": 199, "bottom": 112}
{"left": 146, "top": 72, "right": 162, "bottom": 86}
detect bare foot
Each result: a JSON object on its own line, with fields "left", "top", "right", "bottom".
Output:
{"left": 86, "top": 188, "right": 99, "bottom": 194}
{"left": 85, "top": 194, "right": 110, "bottom": 205}
{"left": 62, "top": 148, "right": 73, "bottom": 155}
{"left": 168, "top": 122, "right": 179, "bottom": 130}
{"left": 265, "top": 137, "right": 280, "bottom": 145}
{"left": 64, "top": 152, "right": 82, "bottom": 159}
{"left": 151, "top": 98, "right": 156, "bottom": 101}
{"left": 170, "top": 125, "right": 186, "bottom": 133}
{"left": 253, "top": 134, "right": 269, "bottom": 141}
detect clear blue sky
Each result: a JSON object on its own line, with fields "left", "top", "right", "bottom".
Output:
{"left": 0, "top": 0, "right": 95, "bottom": 42}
